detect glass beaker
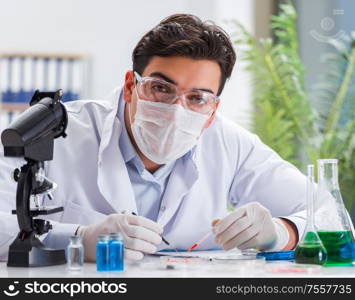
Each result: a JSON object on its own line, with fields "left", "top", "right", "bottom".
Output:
{"left": 295, "top": 165, "right": 327, "bottom": 265}
{"left": 315, "top": 159, "right": 355, "bottom": 266}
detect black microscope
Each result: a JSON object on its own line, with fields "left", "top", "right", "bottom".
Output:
{"left": 1, "top": 90, "right": 68, "bottom": 267}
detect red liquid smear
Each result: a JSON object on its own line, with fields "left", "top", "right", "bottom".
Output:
{"left": 187, "top": 243, "right": 198, "bottom": 252}
{"left": 270, "top": 268, "right": 308, "bottom": 274}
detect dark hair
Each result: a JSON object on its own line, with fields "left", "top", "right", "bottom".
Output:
{"left": 132, "top": 14, "right": 236, "bottom": 96}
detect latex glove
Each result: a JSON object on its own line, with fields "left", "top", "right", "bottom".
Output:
{"left": 77, "top": 214, "right": 163, "bottom": 261}
{"left": 213, "top": 202, "right": 289, "bottom": 251}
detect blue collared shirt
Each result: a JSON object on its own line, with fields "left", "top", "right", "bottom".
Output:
{"left": 117, "top": 96, "right": 177, "bottom": 221}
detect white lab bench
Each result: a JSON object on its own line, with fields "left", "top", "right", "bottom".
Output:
{"left": 1, "top": 256, "right": 355, "bottom": 278}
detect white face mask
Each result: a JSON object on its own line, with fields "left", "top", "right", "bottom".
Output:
{"left": 130, "top": 97, "right": 210, "bottom": 165}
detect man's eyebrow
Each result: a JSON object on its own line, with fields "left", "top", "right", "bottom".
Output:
{"left": 149, "top": 72, "right": 176, "bottom": 84}
{"left": 149, "top": 71, "right": 215, "bottom": 94}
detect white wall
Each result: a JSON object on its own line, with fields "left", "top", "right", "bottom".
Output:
{"left": 0, "top": 0, "right": 255, "bottom": 129}
{"left": 214, "top": 0, "right": 255, "bottom": 128}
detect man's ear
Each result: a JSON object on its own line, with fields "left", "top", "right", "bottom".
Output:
{"left": 123, "top": 71, "right": 135, "bottom": 103}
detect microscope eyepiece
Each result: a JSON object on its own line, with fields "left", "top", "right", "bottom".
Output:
{"left": 1, "top": 90, "right": 68, "bottom": 161}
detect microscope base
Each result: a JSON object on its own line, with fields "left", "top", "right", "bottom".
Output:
{"left": 7, "top": 233, "right": 66, "bottom": 267}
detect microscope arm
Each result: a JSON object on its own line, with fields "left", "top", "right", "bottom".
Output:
{"left": 15, "top": 163, "right": 33, "bottom": 235}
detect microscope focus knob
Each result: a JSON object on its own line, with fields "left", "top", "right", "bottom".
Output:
{"left": 13, "top": 168, "right": 20, "bottom": 182}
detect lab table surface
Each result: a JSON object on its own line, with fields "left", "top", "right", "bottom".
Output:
{"left": 1, "top": 256, "right": 355, "bottom": 278}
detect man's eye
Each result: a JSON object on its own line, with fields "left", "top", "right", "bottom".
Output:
{"left": 152, "top": 84, "right": 170, "bottom": 93}
{"left": 188, "top": 94, "right": 206, "bottom": 104}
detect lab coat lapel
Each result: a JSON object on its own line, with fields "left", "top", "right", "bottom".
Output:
{"left": 157, "top": 153, "right": 199, "bottom": 228}
{"left": 97, "top": 91, "right": 137, "bottom": 214}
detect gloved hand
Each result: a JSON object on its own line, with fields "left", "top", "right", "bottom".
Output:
{"left": 77, "top": 213, "right": 163, "bottom": 261}
{"left": 213, "top": 202, "right": 289, "bottom": 251}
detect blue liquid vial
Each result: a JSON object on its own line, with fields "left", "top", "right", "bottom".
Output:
{"left": 96, "top": 234, "right": 109, "bottom": 272}
{"left": 109, "top": 232, "right": 124, "bottom": 271}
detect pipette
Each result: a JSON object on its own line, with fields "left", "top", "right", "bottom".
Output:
{"left": 187, "top": 219, "right": 221, "bottom": 252}
{"left": 187, "top": 231, "right": 213, "bottom": 252}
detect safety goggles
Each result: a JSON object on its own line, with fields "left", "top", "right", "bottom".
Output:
{"left": 134, "top": 71, "right": 219, "bottom": 115}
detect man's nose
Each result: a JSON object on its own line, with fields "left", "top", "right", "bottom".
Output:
{"left": 172, "top": 95, "right": 184, "bottom": 106}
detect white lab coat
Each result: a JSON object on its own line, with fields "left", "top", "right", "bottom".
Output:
{"left": 0, "top": 87, "right": 309, "bottom": 260}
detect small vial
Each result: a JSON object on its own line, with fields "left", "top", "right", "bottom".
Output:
{"left": 67, "top": 235, "right": 84, "bottom": 270}
{"left": 109, "top": 232, "right": 124, "bottom": 271}
{"left": 96, "top": 234, "right": 109, "bottom": 272}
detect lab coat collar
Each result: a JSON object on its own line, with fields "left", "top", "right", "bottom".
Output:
{"left": 158, "top": 141, "right": 202, "bottom": 228}
{"left": 157, "top": 153, "right": 199, "bottom": 228}
{"left": 97, "top": 88, "right": 137, "bottom": 214}
{"left": 117, "top": 93, "right": 136, "bottom": 163}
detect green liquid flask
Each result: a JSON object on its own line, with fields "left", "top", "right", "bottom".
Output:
{"left": 295, "top": 165, "right": 327, "bottom": 265}
{"left": 315, "top": 159, "right": 355, "bottom": 266}
{"left": 317, "top": 231, "right": 353, "bottom": 266}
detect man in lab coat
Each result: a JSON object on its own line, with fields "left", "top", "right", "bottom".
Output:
{"left": 0, "top": 14, "right": 308, "bottom": 262}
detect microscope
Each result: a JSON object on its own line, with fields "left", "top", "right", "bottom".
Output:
{"left": 1, "top": 90, "right": 68, "bottom": 267}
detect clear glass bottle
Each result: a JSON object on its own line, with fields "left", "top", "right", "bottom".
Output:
{"left": 295, "top": 165, "right": 327, "bottom": 265}
{"left": 109, "top": 232, "right": 124, "bottom": 272}
{"left": 315, "top": 159, "right": 355, "bottom": 266}
{"left": 96, "top": 234, "right": 110, "bottom": 271}
{"left": 67, "top": 235, "right": 84, "bottom": 270}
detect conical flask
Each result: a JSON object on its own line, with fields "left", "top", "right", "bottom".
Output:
{"left": 295, "top": 165, "right": 327, "bottom": 265}
{"left": 315, "top": 159, "right": 355, "bottom": 266}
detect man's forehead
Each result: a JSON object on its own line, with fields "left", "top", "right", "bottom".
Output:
{"left": 142, "top": 56, "right": 221, "bottom": 94}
